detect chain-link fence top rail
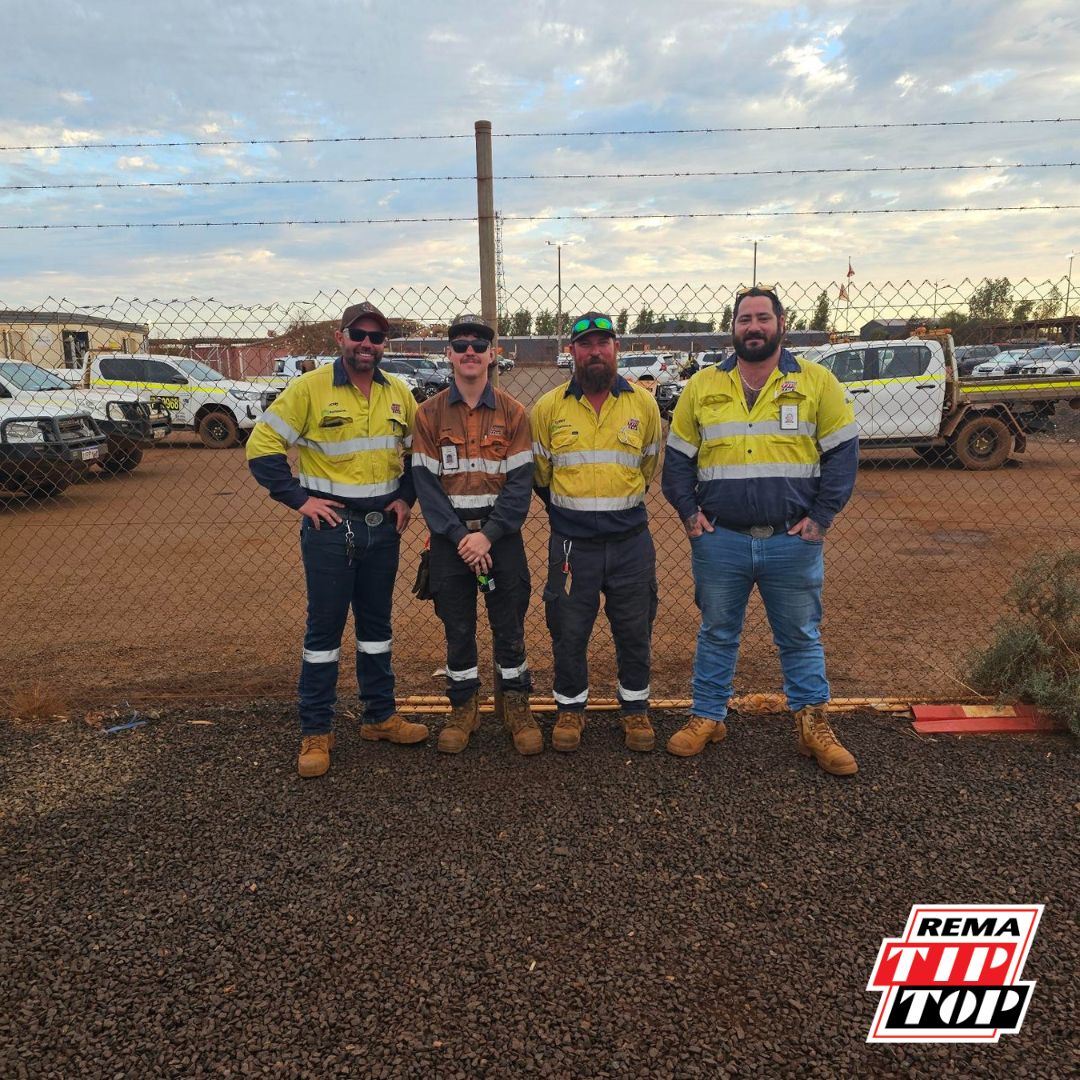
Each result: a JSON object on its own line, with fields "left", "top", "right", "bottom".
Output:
{"left": 1, "top": 279, "right": 1077, "bottom": 710}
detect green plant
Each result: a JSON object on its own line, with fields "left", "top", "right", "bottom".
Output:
{"left": 967, "top": 550, "right": 1080, "bottom": 737}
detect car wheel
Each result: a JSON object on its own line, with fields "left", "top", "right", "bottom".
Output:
{"left": 950, "top": 415, "right": 1014, "bottom": 470}
{"left": 196, "top": 409, "right": 241, "bottom": 449}
{"left": 101, "top": 443, "right": 144, "bottom": 474}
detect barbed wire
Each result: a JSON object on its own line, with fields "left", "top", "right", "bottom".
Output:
{"left": 3, "top": 204, "right": 1077, "bottom": 230}
{"left": 1, "top": 117, "right": 1076, "bottom": 152}
{"left": 4, "top": 161, "right": 1076, "bottom": 192}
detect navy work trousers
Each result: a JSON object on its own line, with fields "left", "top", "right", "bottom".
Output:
{"left": 542, "top": 529, "right": 657, "bottom": 714}
{"left": 297, "top": 515, "right": 399, "bottom": 735}
{"left": 429, "top": 531, "right": 532, "bottom": 705}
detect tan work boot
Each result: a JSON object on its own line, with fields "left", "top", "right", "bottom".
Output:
{"left": 298, "top": 733, "right": 335, "bottom": 778}
{"left": 360, "top": 713, "right": 429, "bottom": 744}
{"left": 667, "top": 716, "right": 728, "bottom": 758}
{"left": 552, "top": 712, "right": 585, "bottom": 752}
{"left": 437, "top": 695, "right": 479, "bottom": 754}
{"left": 504, "top": 692, "right": 543, "bottom": 756}
{"left": 795, "top": 704, "right": 858, "bottom": 776}
{"left": 621, "top": 712, "right": 655, "bottom": 752}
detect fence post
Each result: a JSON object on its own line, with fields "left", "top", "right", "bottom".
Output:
{"left": 475, "top": 119, "right": 505, "bottom": 721}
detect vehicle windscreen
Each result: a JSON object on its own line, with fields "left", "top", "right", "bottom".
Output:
{"left": 0, "top": 361, "right": 71, "bottom": 391}
{"left": 171, "top": 357, "right": 227, "bottom": 382}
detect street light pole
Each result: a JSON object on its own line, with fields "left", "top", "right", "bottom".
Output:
{"left": 1066, "top": 251, "right": 1076, "bottom": 344}
{"left": 752, "top": 240, "right": 758, "bottom": 285}
{"left": 546, "top": 239, "right": 570, "bottom": 360}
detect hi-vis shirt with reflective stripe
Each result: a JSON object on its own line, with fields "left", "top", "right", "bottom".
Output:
{"left": 246, "top": 357, "right": 416, "bottom": 511}
{"left": 531, "top": 375, "right": 662, "bottom": 538}
{"left": 661, "top": 350, "right": 858, "bottom": 530}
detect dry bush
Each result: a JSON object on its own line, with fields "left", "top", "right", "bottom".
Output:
{"left": 3, "top": 682, "right": 69, "bottom": 723}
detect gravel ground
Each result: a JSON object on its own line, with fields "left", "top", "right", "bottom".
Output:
{"left": 1, "top": 705, "right": 1077, "bottom": 1079}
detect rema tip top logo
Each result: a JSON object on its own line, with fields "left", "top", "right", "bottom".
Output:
{"left": 866, "top": 905, "right": 1043, "bottom": 1043}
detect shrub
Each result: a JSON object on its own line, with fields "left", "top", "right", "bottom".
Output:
{"left": 967, "top": 550, "right": 1080, "bottom": 737}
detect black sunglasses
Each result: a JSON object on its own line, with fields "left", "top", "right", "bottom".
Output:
{"left": 345, "top": 328, "right": 386, "bottom": 344}
{"left": 571, "top": 316, "right": 614, "bottom": 335}
{"left": 449, "top": 339, "right": 491, "bottom": 354}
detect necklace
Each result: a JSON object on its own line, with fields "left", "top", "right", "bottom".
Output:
{"left": 737, "top": 364, "right": 773, "bottom": 392}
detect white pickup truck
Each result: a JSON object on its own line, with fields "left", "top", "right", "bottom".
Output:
{"left": 0, "top": 359, "right": 170, "bottom": 474}
{"left": 0, "top": 399, "right": 106, "bottom": 498}
{"left": 808, "top": 334, "right": 1080, "bottom": 469}
{"left": 60, "top": 352, "right": 273, "bottom": 448}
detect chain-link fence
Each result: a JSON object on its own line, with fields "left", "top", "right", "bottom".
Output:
{"left": 2, "top": 278, "right": 1078, "bottom": 710}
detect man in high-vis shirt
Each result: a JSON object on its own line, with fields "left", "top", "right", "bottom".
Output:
{"left": 531, "top": 312, "right": 662, "bottom": 753}
{"left": 247, "top": 300, "right": 428, "bottom": 778}
{"left": 661, "top": 286, "right": 860, "bottom": 775}
{"left": 412, "top": 314, "right": 541, "bottom": 755}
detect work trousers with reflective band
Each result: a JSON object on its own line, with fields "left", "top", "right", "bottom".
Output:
{"left": 298, "top": 515, "right": 399, "bottom": 734}
{"left": 690, "top": 526, "right": 829, "bottom": 722}
{"left": 543, "top": 529, "right": 657, "bottom": 714}
{"left": 430, "top": 531, "right": 532, "bottom": 706}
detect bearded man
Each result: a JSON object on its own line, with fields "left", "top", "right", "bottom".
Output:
{"left": 660, "top": 287, "right": 861, "bottom": 775}
{"left": 530, "top": 312, "right": 662, "bottom": 753}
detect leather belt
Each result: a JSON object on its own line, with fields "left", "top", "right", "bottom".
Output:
{"left": 719, "top": 523, "right": 789, "bottom": 538}
{"left": 340, "top": 508, "right": 385, "bottom": 526}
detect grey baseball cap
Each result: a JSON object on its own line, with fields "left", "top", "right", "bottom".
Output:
{"left": 447, "top": 313, "right": 495, "bottom": 342}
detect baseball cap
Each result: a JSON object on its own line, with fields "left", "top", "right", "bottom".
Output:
{"left": 447, "top": 313, "right": 495, "bottom": 342}
{"left": 569, "top": 312, "right": 617, "bottom": 344}
{"left": 340, "top": 301, "right": 390, "bottom": 332}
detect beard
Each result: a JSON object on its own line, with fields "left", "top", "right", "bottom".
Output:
{"left": 577, "top": 357, "right": 615, "bottom": 393}
{"left": 732, "top": 325, "right": 783, "bottom": 363}
{"left": 344, "top": 348, "right": 378, "bottom": 374}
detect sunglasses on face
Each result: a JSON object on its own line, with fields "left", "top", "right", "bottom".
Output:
{"left": 571, "top": 316, "right": 614, "bottom": 335}
{"left": 449, "top": 339, "right": 490, "bottom": 354}
{"left": 345, "top": 328, "right": 386, "bottom": 344}
{"left": 735, "top": 285, "right": 778, "bottom": 298}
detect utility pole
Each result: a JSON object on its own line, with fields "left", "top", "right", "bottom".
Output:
{"left": 1066, "top": 251, "right": 1076, "bottom": 344}
{"left": 546, "top": 240, "right": 567, "bottom": 362}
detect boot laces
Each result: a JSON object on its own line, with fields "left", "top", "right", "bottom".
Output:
{"left": 809, "top": 712, "right": 839, "bottom": 747}
{"left": 447, "top": 705, "right": 473, "bottom": 730}
{"left": 624, "top": 714, "right": 651, "bottom": 731}
{"left": 687, "top": 716, "right": 713, "bottom": 735}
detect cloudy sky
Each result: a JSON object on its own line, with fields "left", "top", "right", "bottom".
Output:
{"left": 1, "top": 0, "right": 1078, "bottom": 323}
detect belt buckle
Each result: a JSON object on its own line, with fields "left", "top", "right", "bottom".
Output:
{"left": 465, "top": 518, "right": 484, "bottom": 532}
{"left": 749, "top": 525, "right": 774, "bottom": 539}
{"left": 364, "top": 511, "right": 384, "bottom": 527}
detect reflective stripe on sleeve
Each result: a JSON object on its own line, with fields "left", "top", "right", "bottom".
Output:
{"left": 531, "top": 440, "right": 551, "bottom": 460}
{"left": 818, "top": 421, "right": 860, "bottom": 451}
{"left": 552, "top": 449, "right": 641, "bottom": 468}
{"left": 299, "top": 475, "right": 400, "bottom": 499}
{"left": 697, "top": 463, "right": 821, "bottom": 481}
{"left": 303, "top": 647, "right": 340, "bottom": 663}
{"left": 554, "top": 688, "right": 589, "bottom": 705}
{"left": 701, "top": 420, "right": 817, "bottom": 440}
{"left": 641, "top": 441, "right": 660, "bottom": 458}
{"left": 356, "top": 639, "right": 392, "bottom": 655}
{"left": 666, "top": 432, "right": 698, "bottom": 458}
{"left": 447, "top": 666, "right": 480, "bottom": 681}
{"left": 504, "top": 449, "right": 534, "bottom": 471}
{"left": 497, "top": 661, "right": 529, "bottom": 680}
{"left": 550, "top": 493, "right": 644, "bottom": 511}
{"left": 412, "top": 452, "right": 442, "bottom": 473}
{"left": 617, "top": 682, "right": 651, "bottom": 701}
{"left": 262, "top": 411, "right": 301, "bottom": 445}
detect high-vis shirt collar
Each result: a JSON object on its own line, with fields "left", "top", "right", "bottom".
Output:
{"left": 448, "top": 380, "right": 497, "bottom": 409}
{"left": 718, "top": 348, "right": 800, "bottom": 374}
{"left": 565, "top": 374, "right": 635, "bottom": 399}
{"left": 333, "top": 355, "right": 391, "bottom": 387}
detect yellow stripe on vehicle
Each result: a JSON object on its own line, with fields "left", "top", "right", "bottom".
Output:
{"left": 960, "top": 381, "right": 1080, "bottom": 394}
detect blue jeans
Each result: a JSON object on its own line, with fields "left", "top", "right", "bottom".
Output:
{"left": 690, "top": 526, "right": 829, "bottom": 722}
{"left": 298, "top": 515, "right": 400, "bottom": 734}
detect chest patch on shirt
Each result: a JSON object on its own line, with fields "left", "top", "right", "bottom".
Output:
{"left": 488, "top": 424, "right": 505, "bottom": 437}
{"left": 780, "top": 380, "right": 797, "bottom": 393}
{"left": 626, "top": 417, "right": 640, "bottom": 431}
{"left": 391, "top": 402, "right": 402, "bottom": 416}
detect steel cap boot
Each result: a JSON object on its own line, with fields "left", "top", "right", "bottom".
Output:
{"left": 795, "top": 705, "right": 858, "bottom": 776}
{"left": 438, "top": 695, "right": 480, "bottom": 754}
{"left": 621, "top": 712, "right": 655, "bottom": 752}
{"left": 361, "top": 713, "right": 429, "bottom": 744}
{"left": 666, "top": 716, "right": 728, "bottom": 758}
{"left": 504, "top": 692, "right": 543, "bottom": 756}
{"left": 298, "top": 733, "right": 335, "bottom": 778}
{"left": 552, "top": 712, "right": 585, "bottom": 752}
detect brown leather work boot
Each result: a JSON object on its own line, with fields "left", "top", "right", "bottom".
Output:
{"left": 667, "top": 715, "right": 728, "bottom": 758}
{"left": 298, "top": 733, "right": 335, "bottom": 778}
{"left": 360, "top": 713, "right": 429, "bottom": 744}
{"left": 437, "top": 695, "right": 479, "bottom": 754}
{"left": 552, "top": 711, "right": 585, "bottom": 752}
{"left": 795, "top": 704, "right": 858, "bottom": 776}
{"left": 621, "top": 712, "right": 655, "bottom": 752}
{"left": 504, "top": 693, "right": 543, "bottom": 755}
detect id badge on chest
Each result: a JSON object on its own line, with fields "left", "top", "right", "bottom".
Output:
{"left": 440, "top": 444, "right": 460, "bottom": 472}
{"left": 780, "top": 404, "right": 799, "bottom": 431}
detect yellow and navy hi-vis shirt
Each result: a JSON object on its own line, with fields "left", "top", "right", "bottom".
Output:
{"left": 246, "top": 356, "right": 417, "bottom": 512}
{"left": 661, "top": 350, "right": 858, "bottom": 529}
{"left": 531, "top": 375, "right": 662, "bottom": 538}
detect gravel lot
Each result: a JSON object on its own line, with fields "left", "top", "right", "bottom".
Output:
{"left": 2, "top": 705, "right": 1076, "bottom": 1078}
